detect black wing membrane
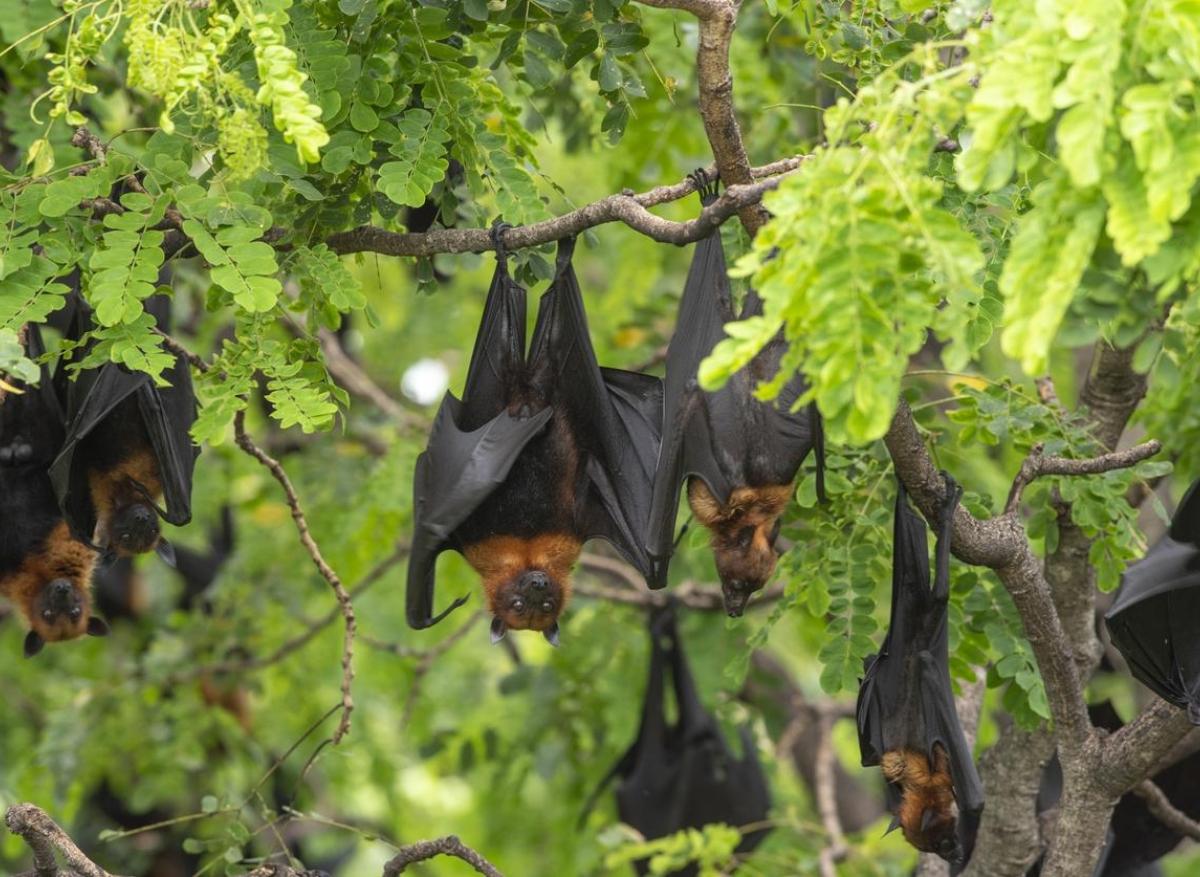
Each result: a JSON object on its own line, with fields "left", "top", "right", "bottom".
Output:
{"left": 531, "top": 239, "right": 662, "bottom": 573}
{"left": 406, "top": 240, "right": 663, "bottom": 629}
{"left": 0, "top": 325, "right": 68, "bottom": 576}
{"left": 646, "top": 186, "right": 824, "bottom": 587}
{"left": 1105, "top": 479, "right": 1200, "bottom": 724}
{"left": 48, "top": 296, "right": 199, "bottom": 547}
{"left": 856, "top": 476, "right": 984, "bottom": 854}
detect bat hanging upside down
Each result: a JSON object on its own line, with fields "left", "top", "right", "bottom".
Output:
{"left": 881, "top": 744, "right": 962, "bottom": 863}
{"left": 406, "top": 236, "right": 663, "bottom": 644}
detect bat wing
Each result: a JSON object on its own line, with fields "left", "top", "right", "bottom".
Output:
{"left": 1107, "top": 479, "right": 1200, "bottom": 722}
{"left": 406, "top": 397, "right": 554, "bottom": 628}
{"left": 646, "top": 216, "right": 744, "bottom": 582}
{"left": 136, "top": 352, "right": 199, "bottom": 526}
{"left": 49, "top": 363, "right": 142, "bottom": 544}
{"left": 458, "top": 258, "right": 527, "bottom": 431}
{"left": 528, "top": 238, "right": 663, "bottom": 579}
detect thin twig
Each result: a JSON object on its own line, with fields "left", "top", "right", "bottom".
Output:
{"left": 575, "top": 553, "right": 786, "bottom": 611}
{"left": 233, "top": 410, "right": 357, "bottom": 744}
{"left": 1131, "top": 779, "right": 1200, "bottom": 841}
{"left": 172, "top": 543, "right": 408, "bottom": 683}
{"left": 1004, "top": 440, "right": 1162, "bottom": 514}
{"left": 382, "top": 836, "right": 503, "bottom": 877}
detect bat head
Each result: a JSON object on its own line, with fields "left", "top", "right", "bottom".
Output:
{"left": 24, "top": 578, "right": 110, "bottom": 657}
{"left": 712, "top": 529, "right": 778, "bottom": 616}
{"left": 465, "top": 534, "right": 580, "bottom": 644}
{"left": 489, "top": 569, "right": 566, "bottom": 643}
{"left": 109, "top": 501, "right": 161, "bottom": 556}
{"left": 916, "top": 807, "right": 962, "bottom": 864}
{"left": 689, "top": 482, "right": 791, "bottom": 617}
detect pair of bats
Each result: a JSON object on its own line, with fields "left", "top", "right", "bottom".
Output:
{"left": 406, "top": 182, "right": 825, "bottom": 643}
{"left": 0, "top": 297, "right": 198, "bottom": 656}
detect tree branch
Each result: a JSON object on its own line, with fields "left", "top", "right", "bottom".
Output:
{"left": 1131, "top": 779, "right": 1200, "bottom": 841}
{"left": 1004, "top": 440, "right": 1162, "bottom": 514}
{"left": 635, "top": 0, "right": 767, "bottom": 235}
{"left": 233, "top": 410, "right": 357, "bottom": 745}
{"left": 6, "top": 805, "right": 127, "bottom": 877}
{"left": 575, "top": 552, "right": 785, "bottom": 611}
{"left": 325, "top": 169, "right": 800, "bottom": 257}
{"left": 382, "top": 836, "right": 503, "bottom": 877}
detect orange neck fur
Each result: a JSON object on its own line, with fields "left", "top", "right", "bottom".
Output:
{"left": 463, "top": 532, "right": 581, "bottom": 625}
{"left": 0, "top": 521, "right": 97, "bottom": 642}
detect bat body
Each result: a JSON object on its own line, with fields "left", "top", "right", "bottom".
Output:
{"left": 856, "top": 475, "right": 983, "bottom": 865}
{"left": 50, "top": 296, "right": 199, "bottom": 564}
{"left": 1105, "top": 478, "right": 1200, "bottom": 724}
{"left": 407, "top": 238, "right": 662, "bottom": 641}
{"left": 0, "top": 327, "right": 107, "bottom": 656}
{"left": 647, "top": 179, "right": 823, "bottom": 615}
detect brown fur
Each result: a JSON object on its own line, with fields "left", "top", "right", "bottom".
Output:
{"left": 881, "top": 745, "right": 959, "bottom": 856}
{"left": 88, "top": 449, "right": 163, "bottom": 552}
{"left": 688, "top": 481, "right": 793, "bottom": 589}
{"left": 0, "top": 522, "right": 97, "bottom": 642}
{"left": 463, "top": 532, "right": 581, "bottom": 631}
{"left": 200, "top": 676, "right": 253, "bottom": 733}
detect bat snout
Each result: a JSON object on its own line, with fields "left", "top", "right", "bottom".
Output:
{"left": 519, "top": 570, "right": 550, "bottom": 591}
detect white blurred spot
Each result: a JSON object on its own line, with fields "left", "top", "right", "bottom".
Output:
{"left": 401, "top": 358, "right": 450, "bottom": 405}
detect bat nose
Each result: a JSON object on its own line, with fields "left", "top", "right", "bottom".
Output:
{"left": 522, "top": 570, "right": 549, "bottom": 591}
{"left": 52, "top": 579, "right": 73, "bottom": 597}
{"left": 132, "top": 506, "right": 155, "bottom": 525}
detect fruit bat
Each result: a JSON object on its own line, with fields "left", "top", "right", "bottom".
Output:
{"left": 49, "top": 296, "right": 199, "bottom": 565}
{"left": 580, "top": 603, "right": 771, "bottom": 875}
{"left": 406, "top": 236, "right": 663, "bottom": 643}
{"left": 0, "top": 325, "right": 108, "bottom": 656}
{"left": 646, "top": 173, "right": 825, "bottom": 616}
{"left": 1105, "top": 478, "right": 1200, "bottom": 724}
{"left": 856, "top": 474, "right": 983, "bottom": 865}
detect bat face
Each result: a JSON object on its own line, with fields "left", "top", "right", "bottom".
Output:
{"left": 882, "top": 745, "right": 962, "bottom": 864}
{"left": 463, "top": 533, "right": 580, "bottom": 642}
{"left": 108, "top": 500, "right": 161, "bottom": 556}
{"left": 688, "top": 481, "right": 792, "bottom": 616}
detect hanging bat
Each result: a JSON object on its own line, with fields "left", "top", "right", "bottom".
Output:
{"left": 407, "top": 236, "right": 663, "bottom": 644}
{"left": 0, "top": 325, "right": 108, "bottom": 656}
{"left": 1105, "top": 478, "right": 1200, "bottom": 724}
{"left": 50, "top": 296, "right": 199, "bottom": 565}
{"left": 646, "top": 173, "right": 825, "bottom": 616}
{"left": 856, "top": 474, "right": 983, "bottom": 865}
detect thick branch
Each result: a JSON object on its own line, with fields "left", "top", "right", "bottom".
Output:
{"left": 6, "top": 805, "right": 126, "bottom": 877}
{"left": 1101, "top": 698, "right": 1197, "bottom": 796}
{"left": 1004, "top": 440, "right": 1162, "bottom": 513}
{"left": 636, "top": 0, "right": 766, "bottom": 234}
{"left": 325, "top": 170, "right": 798, "bottom": 257}
{"left": 1132, "top": 779, "right": 1200, "bottom": 841}
{"left": 382, "top": 836, "right": 502, "bottom": 877}
{"left": 234, "top": 411, "right": 357, "bottom": 744}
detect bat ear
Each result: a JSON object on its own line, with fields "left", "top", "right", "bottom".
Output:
{"left": 490, "top": 616, "right": 507, "bottom": 644}
{"left": 920, "top": 808, "right": 935, "bottom": 832}
{"left": 99, "top": 549, "right": 118, "bottom": 568}
{"left": 155, "top": 538, "right": 177, "bottom": 567}
{"left": 542, "top": 623, "right": 560, "bottom": 648}
{"left": 884, "top": 814, "right": 902, "bottom": 835}
{"left": 87, "top": 617, "right": 110, "bottom": 637}
{"left": 23, "top": 631, "right": 45, "bottom": 658}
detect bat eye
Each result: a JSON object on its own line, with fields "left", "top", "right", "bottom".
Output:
{"left": 511, "top": 598, "right": 526, "bottom": 613}
{"left": 541, "top": 600, "right": 553, "bottom": 613}
{"left": 736, "top": 526, "right": 755, "bottom": 549}
{"left": 42, "top": 609, "right": 54, "bottom": 621}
